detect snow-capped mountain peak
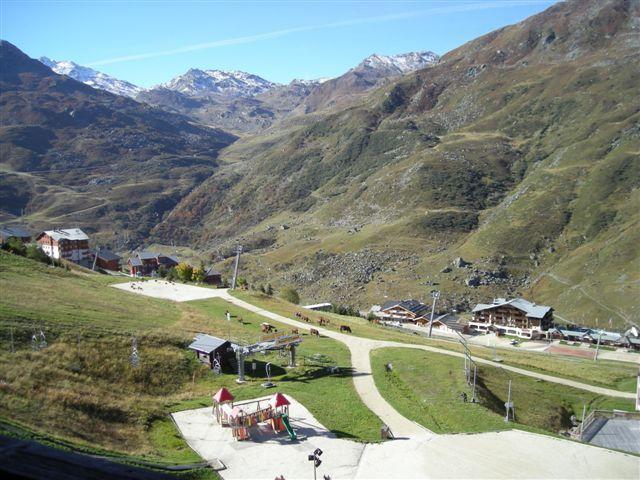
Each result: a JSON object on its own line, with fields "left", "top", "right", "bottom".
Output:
{"left": 39, "top": 57, "right": 142, "bottom": 98}
{"left": 159, "top": 68, "right": 278, "bottom": 97}
{"left": 359, "top": 51, "right": 439, "bottom": 74}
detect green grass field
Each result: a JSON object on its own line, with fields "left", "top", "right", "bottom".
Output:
{"left": 232, "top": 290, "right": 638, "bottom": 392}
{"left": 371, "top": 348, "right": 635, "bottom": 434}
{"left": 1, "top": 250, "right": 637, "bottom": 478}
{"left": 0, "top": 251, "right": 380, "bottom": 476}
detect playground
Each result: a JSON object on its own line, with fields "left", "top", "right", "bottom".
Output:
{"left": 173, "top": 391, "right": 639, "bottom": 480}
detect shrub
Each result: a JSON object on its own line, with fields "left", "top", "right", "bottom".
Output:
{"left": 279, "top": 287, "right": 300, "bottom": 304}
{"left": 419, "top": 211, "right": 479, "bottom": 232}
{"left": 3, "top": 237, "right": 26, "bottom": 256}
{"left": 265, "top": 283, "right": 274, "bottom": 296}
{"left": 25, "top": 244, "right": 49, "bottom": 263}
{"left": 175, "top": 263, "right": 193, "bottom": 282}
{"left": 157, "top": 264, "right": 168, "bottom": 278}
{"left": 166, "top": 267, "right": 178, "bottom": 281}
{"left": 191, "top": 266, "right": 205, "bottom": 283}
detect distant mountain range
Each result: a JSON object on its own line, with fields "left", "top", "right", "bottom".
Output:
{"left": 37, "top": 50, "right": 438, "bottom": 101}
{"left": 137, "top": 50, "right": 439, "bottom": 133}
{"left": 1, "top": 40, "right": 235, "bottom": 245}
{"left": 158, "top": 68, "right": 277, "bottom": 97}
{"left": 39, "top": 57, "right": 142, "bottom": 98}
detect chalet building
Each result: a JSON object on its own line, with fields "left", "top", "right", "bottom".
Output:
{"left": 93, "top": 249, "right": 122, "bottom": 271}
{"left": 548, "top": 328, "right": 590, "bottom": 342}
{"left": 0, "top": 226, "right": 31, "bottom": 244}
{"left": 376, "top": 300, "right": 430, "bottom": 323}
{"left": 420, "top": 313, "right": 469, "bottom": 334}
{"left": 469, "top": 298, "right": 553, "bottom": 339}
{"left": 203, "top": 267, "right": 222, "bottom": 285}
{"left": 188, "top": 334, "right": 237, "bottom": 370}
{"left": 36, "top": 228, "right": 90, "bottom": 263}
{"left": 127, "top": 251, "right": 179, "bottom": 277}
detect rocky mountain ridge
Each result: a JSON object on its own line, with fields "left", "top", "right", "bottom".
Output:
{"left": 39, "top": 57, "right": 142, "bottom": 98}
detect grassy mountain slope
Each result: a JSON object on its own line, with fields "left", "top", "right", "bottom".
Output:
{"left": 155, "top": 0, "right": 639, "bottom": 329}
{"left": 0, "top": 250, "right": 382, "bottom": 462}
{"left": 0, "top": 40, "right": 236, "bottom": 247}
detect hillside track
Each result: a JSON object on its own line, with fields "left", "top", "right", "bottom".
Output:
{"left": 215, "top": 289, "right": 636, "bottom": 436}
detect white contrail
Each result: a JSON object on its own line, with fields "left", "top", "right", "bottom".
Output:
{"left": 88, "top": 1, "right": 551, "bottom": 66}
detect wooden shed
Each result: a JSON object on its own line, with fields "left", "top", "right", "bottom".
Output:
{"left": 188, "top": 334, "right": 236, "bottom": 370}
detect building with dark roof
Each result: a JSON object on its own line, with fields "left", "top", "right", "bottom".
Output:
{"left": 0, "top": 226, "right": 31, "bottom": 244}
{"left": 376, "top": 299, "right": 430, "bottom": 323}
{"left": 127, "top": 251, "right": 179, "bottom": 277}
{"left": 93, "top": 249, "right": 122, "bottom": 271}
{"left": 203, "top": 267, "right": 222, "bottom": 285}
{"left": 420, "top": 313, "right": 468, "bottom": 334}
{"left": 469, "top": 297, "right": 553, "bottom": 339}
{"left": 187, "top": 334, "right": 236, "bottom": 369}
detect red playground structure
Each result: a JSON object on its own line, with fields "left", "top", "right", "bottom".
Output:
{"left": 212, "top": 388, "right": 297, "bottom": 441}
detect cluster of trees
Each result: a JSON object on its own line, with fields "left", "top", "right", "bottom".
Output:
{"left": 330, "top": 304, "right": 359, "bottom": 316}
{"left": 156, "top": 261, "right": 228, "bottom": 286}
{"left": 249, "top": 281, "right": 299, "bottom": 304}
{"left": 1, "top": 238, "right": 60, "bottom": 266}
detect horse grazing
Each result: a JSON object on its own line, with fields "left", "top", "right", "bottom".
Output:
{"left": 291, "top": 328, "right": 299, "bottom": 335}
{"left": 261, "top": 323, "right": 277, "bottom": 333}
{"left": 309, "top": 328, "right": 320, "bottom": 337}
{"left": 303, "top": 316, "right": 310, "bottom": 323}
{"left": 340, "top": 325, "right": 352, "bottom": 333}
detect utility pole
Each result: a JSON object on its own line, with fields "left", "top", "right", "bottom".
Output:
{"left": 504, "top": 379, "right": 513, "bottom": 422}
{"left": 427, "top": 291, "right": 440, "bottom": 338}
{"left": 231, "top": 245, "right": 243, "bottom": 290}
{"left": 92, "top": 246, "right": 99, "bottom": 271}
{"left": 594, "top": 331, "right": 602, "bottom": 362}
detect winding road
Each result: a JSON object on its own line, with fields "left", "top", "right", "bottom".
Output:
{"left": 113, "top": 281, "right": 636, "bottom": 437}
{"left": 215, "top": 289, "right": 636, "bottom": 437}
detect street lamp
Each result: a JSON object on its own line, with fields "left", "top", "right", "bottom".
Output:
{"left": 427, "top": 290, "right": 440, "bottom": 338}
{"left": 308, "top": 448, "right": 323, "bottom": 480}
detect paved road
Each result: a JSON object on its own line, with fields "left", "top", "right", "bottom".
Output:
{"left": 216, "top": 290, "right": 636, "bottom": 436}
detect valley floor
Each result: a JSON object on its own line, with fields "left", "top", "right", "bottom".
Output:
{"left": 119, "top": 281, "right": 639, "bottom": 478}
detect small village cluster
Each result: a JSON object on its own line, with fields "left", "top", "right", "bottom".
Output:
{"left": 2, "top": 225, "right": 638, "bottom": 349}
{"left": 370, "top": 297, "right": 640, "bottom": 349}
{"left": 0, "top": 226, "right": 222, "bottom": 284}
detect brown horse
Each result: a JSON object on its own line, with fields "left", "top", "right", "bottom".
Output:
{"left": 309, "top": 328, "right": 320, "bottom": 337}
{"left": 291, "top": 328, "right": 299, "bottom": 335}
{"left": 340, "top": 325, "right": 352, "bottom": 333}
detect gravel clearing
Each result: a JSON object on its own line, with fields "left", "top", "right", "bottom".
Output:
{"left": 112, "top": 280, "right": 224, "bottom": 302}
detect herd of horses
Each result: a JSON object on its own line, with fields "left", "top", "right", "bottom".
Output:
{"left": 260, "top": 313, "right": 353, "bottom": 338}
{"left": 293, "top": 311, "right": 353, "bottom": 336}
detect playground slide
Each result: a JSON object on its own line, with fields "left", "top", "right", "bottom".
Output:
{"left": 281, "top": 414, "right": 297, "bottom": 440}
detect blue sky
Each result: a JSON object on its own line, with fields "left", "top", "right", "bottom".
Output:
{"left": 1, "top": 1, "right": 556, "bottom": 87}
